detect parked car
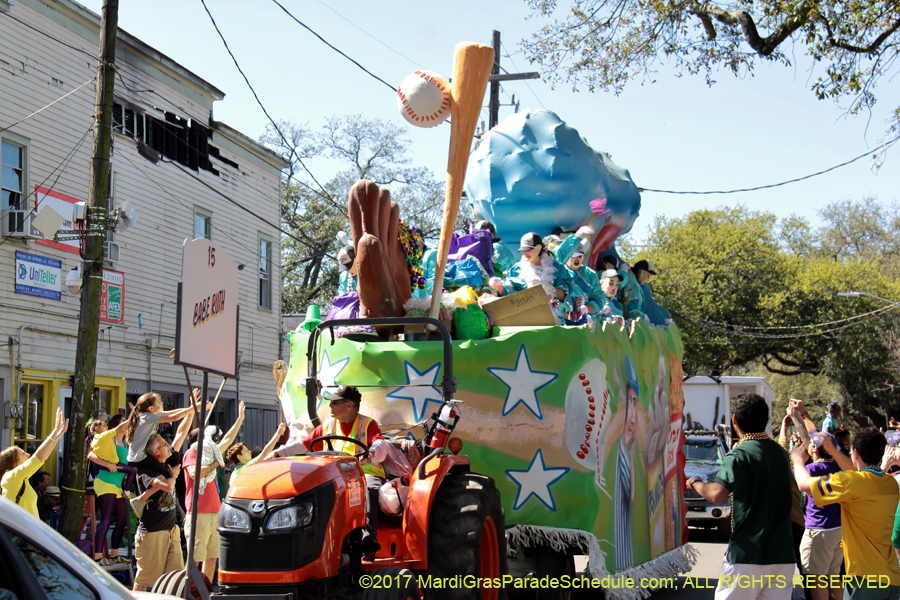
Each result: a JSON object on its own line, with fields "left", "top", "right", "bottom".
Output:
{"left": 683, "top": 433, "right": 732, "bottom": 540}
{"left": 0, "top": 495, "right": 180, "bottom": 600}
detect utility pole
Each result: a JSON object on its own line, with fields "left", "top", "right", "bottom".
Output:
{"left": 58, "top": 0, "right": 118, "bottom": 541}
{"left": 487, "top": 30, "right": 540, "bottom": 129}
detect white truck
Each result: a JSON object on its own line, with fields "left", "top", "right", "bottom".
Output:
{"left": 682, "top": 376, "right": 776, "bottom": 444}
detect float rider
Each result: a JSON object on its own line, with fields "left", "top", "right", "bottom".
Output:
{"left": 336, "top": 245, "right": 358, "bottom": 296}
{"left": 297, "top": 385, "right": 388, "bottom": 557}
{"left": 474, "top": 219, "right": 516, "bottom": 278}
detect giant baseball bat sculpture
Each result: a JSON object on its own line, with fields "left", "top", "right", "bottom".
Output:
{"left": 428, "top": 42, "right": 495, "bottom": 321}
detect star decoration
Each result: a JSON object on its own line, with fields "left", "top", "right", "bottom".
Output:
{"left": 386, "top": 361, "right": 444, "bottom": 421}
{"left": 488, "top": 345, "right": 557, "bottom": 419}
{"left": 316, "top": 350, "right": 349, "bottom": 410}
{"left": 506, "top": 449, "right": 569, "bottom": 511}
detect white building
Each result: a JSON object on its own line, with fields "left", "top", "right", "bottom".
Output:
{"left": 0, "top": 0, "right": 289, "bottom": 482}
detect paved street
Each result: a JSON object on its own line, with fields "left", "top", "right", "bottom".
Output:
{"left": 560, "top": 527, "right": 806, "bottom": 599}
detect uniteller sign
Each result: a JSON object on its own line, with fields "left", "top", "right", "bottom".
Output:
{"left": 175, "top": 238, "right": 239, "bottom": 378}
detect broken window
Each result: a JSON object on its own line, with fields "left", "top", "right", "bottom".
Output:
{"left": 113, "top": 100, "right": 236, "bottom": 176}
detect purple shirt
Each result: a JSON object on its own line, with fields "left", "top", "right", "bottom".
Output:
{"left": 805, "top": 460, "right": 841, "bottom": 529}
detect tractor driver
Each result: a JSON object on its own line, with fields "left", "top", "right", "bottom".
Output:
{"left": 280, "top": 385, "right": 389, "bottom": 557}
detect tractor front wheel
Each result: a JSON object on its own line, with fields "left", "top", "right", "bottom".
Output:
{"left": 426, "top": 473, "right": 507, "bottom": 600}
{"left": 151, "top": 569, "right": 211, "bottom": 599}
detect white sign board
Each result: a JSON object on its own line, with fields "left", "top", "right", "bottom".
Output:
{"left": 15, "top": 251, "right": 62, "bottom": 300}
{"left": 175, "top": 239, "right": 239, "bottom": 378}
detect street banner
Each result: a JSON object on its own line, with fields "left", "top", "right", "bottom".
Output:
{"left": 15, "top": 250, "right": 61, "bottom": 300}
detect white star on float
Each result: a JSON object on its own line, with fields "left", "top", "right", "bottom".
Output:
{"left": 506, "top": 449, "right": 569, "bottom": 511}
{"left": 316, "top": 350, "right": 349, "bottom": 410}
{"left": 487, "top": 345, "right": 557, "bottom": 419}
{"left": 386, "top": 361, "right": 444, "bottom": 422}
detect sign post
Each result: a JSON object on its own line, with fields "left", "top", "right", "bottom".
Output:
{"left": 174, "top": 239, "right": 239, "bottom": 599}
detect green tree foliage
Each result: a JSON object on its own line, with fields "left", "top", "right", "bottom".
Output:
{"left": 261, "top": 116, "right": 470, "bottom": 314}
{"left": 629, "top": 202, "right": 900, "bottom": 423}
{"left": 521, "top": 0, "right": 900, "bottom": 125}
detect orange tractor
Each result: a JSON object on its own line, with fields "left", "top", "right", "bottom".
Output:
{"left": 211, "top": 317, "right": 507, "bottom": 600}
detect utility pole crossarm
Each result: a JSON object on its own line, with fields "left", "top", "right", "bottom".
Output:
{"left": 487, "top": 30, "right": 541, "bottom": 129}
{"left": 489, "top": 73, "right": 540, "bottom": 82}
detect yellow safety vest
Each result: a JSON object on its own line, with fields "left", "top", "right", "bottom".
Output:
{"left": 323, "top": 414, "right": 385, "bottom": 478}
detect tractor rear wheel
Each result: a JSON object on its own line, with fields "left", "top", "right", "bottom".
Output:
{"left": 361, "top": 567, "right": 421, "bottom": 600}
{"left": 426, "top": 473, "right": 507, "bottom": 600}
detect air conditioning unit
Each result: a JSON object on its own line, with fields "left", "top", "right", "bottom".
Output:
{"left": 1, "top": 210, "right": 36, "bottom": 238}
{"left": 105, "top": 240, "right": 120, "bottom": 263}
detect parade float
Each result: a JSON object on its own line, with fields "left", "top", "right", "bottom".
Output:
{"left": 276, "top": 44, "right": 695, "bottom": 600}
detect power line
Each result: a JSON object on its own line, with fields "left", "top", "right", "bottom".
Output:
{"left": 0, "top": 123, "right": 93, "bottom": 249}
{"left": 641, "top": 135, "right": 900, "bottom": 195}
{"left": 0, "top": 11, "right": 103, "bottom": 65}
{"left": 0, "top": 79, "right": 94, "bottom": 134}
{"left": 501, "top": 41, "right": 545, "bottom": 110}
{"left": 166, "top": 157, "right": 319, "bottom": 252}
{"left": 199, "top": 0, "right": 343, "bottom": 213}
{"left": 673, "top": 305, "right": 898, "bottom": 340}
{"left": 120, "top": 151, "right": 299, "bottom": 270}
{"left": 270, "top": 0, "right": 397, "bottom": 93}
{"left": 687, "top": 303, "right": 900, "bottom": 330}
{"left": 312, "top": 0, "right": 422, "bottom": 70}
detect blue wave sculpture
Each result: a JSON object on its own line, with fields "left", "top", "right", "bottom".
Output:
{"left": 464, "top": 110, "right": 641, "bottom": 267}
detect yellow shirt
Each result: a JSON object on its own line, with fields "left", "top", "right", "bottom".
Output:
{"left": 810, "top": 469, "right": 900, "bottom": 585}
{"left": 91, "top": 428, "right": 122, "bottom": 498}
{"left": 0, "top": 455, "right": 43, "bottom": 519}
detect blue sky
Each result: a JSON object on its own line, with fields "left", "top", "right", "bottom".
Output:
{"left": 78, "top": 0, "right": 900, "bottom": 242}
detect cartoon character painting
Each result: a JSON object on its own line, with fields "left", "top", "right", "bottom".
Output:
{"left": 613, "top": 361, "right": 639, "bottom": 571}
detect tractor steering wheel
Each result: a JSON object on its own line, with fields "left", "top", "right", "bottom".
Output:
{"left": 308, "top": 435, "right": 370, "bottom": 460}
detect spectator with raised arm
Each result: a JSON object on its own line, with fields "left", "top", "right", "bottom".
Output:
{"left": 183, "top": 401, "right": 246, "bottom": 582}
{"left": 0, "top": 408, "right": 69, "bottom": 519}
{"left": 778, "top": 410, "right": 808, "bottom": 596}
{"left": 792, "top": 428, "right": 900, "bottom": 599}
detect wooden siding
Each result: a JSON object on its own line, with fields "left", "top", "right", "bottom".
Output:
{"left": 0, "top": 0, "right": 287, "bottom": 448}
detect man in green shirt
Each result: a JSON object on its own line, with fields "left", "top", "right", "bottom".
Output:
{"left": 686, "top": 393, "right": 795, "bottom": 599}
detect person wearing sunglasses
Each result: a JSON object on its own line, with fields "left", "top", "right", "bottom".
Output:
{"left": 274, "top": 385, "right": 388, "bottom": 557}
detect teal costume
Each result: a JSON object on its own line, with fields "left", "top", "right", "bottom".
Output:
{"left": 492, "top": 243, "right": 517, "bottom": 278}
{"left": 641, "top": 282, "right": 671, "bottom": 325}
{"left": 555, "top": 235, "right": 604, "bottom": 314}
{"left": 618, "top": 270, "right": 645, "bottom": 319}
{"left": 599, "top": 295, "right": 624, "bottom": 319}
{"left": 337, "top": 271, "right": 357, "bottom": 295}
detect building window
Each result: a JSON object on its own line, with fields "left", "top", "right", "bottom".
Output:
{"left": 259, "top": 236, "right": 272, "bottom": 309}
{"left": 194, "top": 208, "right": 212, "bottom": 240}
{"left": 2, "top": 140, "right": 25, "bottom": 211}
{"left": 112, "top": 102, "right": 145, "bottom": 142}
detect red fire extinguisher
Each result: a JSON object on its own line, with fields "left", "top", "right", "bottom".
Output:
{"left": 430, "top": 403, "right": 459, "bottom": 449}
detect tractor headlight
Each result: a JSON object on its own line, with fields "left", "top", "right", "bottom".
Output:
{"left": 265, "top": 501, "right": 314, "bottom": 532}
{"left": 220, "top": 504, "right": 251, "bottom": 532}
